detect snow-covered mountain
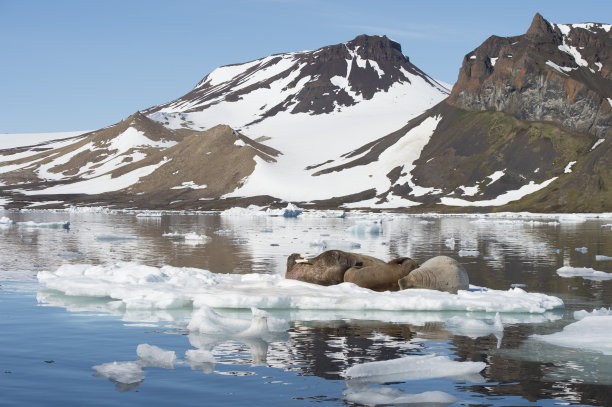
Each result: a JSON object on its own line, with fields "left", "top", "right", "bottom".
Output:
{"left": 1, "top": 18, "right": 610, "bottom": 212}
{"left": 0, "top": 34, "right": 450, "bottom": 209}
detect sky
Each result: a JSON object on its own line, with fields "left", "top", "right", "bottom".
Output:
{"left": 1, "top": 0, "right": 610, "bottom": 134}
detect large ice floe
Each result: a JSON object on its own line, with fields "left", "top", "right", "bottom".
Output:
{"left": 37, "top": 262, "right": 564, "bottom": 313}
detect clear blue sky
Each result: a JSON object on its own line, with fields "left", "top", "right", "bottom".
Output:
{"left": 1, "top": 0, "right": 610, "bottom": 133}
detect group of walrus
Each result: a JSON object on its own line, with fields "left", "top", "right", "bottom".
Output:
{"left": 285, "top": 250, "right": 469, "bottom": 294}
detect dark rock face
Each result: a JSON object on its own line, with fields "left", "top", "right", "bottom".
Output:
{"left": 146, "top": 34, "right": 448, "bottom": 122}
{"left": 448, "top": 13, "right": 612, "bottom": 138}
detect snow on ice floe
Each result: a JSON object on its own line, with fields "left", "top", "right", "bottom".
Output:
{"left": 37, "top": 262, "right": 564, "bottom": 313}
{"left": 556, "top": 266, "right": 612, "bottom": 280}
{"left": 531, "top": 315, "right": 612, "bottom": 355}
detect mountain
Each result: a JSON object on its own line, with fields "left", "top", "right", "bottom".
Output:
{"left": 326, "top": 14, "right": 611, "bottom": 212}
{"left": 448, "top": 13, "right": 611, "bottom": 138}
{"left": 0, "top": 34, "right": 450, "bottom": 209}
{"left": 1, "top": 18, "right": 610, "bottom": 212}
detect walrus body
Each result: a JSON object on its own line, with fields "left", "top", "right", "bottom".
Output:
{"left": 344, "top": 257, "right": 418, "bottom": 291}
{"left": 398, "top": 255, "right": 469, "bottom": 294}
{"left": 286, "top": 250, "right": 418, "bottom": 291}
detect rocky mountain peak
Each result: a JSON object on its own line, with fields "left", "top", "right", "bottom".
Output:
{"left": 345, "top": 34, "right": 406, "bottom": 63}
{"left": 145, "top": 34, "right": 448, "bottom": 126}
{"left": 447, "top": 14, "right": 612, "bottom": 138}
{"left": 525, "top": 13, "right": 561, "bottom": 43}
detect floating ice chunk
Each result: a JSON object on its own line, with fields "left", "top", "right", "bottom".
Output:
{"left": 458, "top": 249, "right": 480, "bottom": 257}
{"left": 299, "top": 210, "right": 346, "bottom": 218}
{"left": 136, "top": 344, "right": 176, "bottom": 369}
{"left": 0, "top": 216, "right": 13, "bottom": 224}
{"left": 92, "top": 361, "right": 144, "bottom": 384}
{"left": 345, "top": 354, "right": 485, "bottom": 383}
{"left": 17, "top": 220, "right": 70, "bottom": 229}
{"left": 557, "top": 266, "right": 612, "bottom": 281}
{"left": 574, "top": 307, "right": 612, "bottom": 320}
{"left": 219, "top": 205, "right": 265, "bottom": 217}
{"left": 531, "top": 315, "right": 612, "bottom": 355}
{"left": 310, "top": 239, "right": 361, "bottom": 250}
{"left": 575, "top": 247, "right": 588, "bottom": 253}
{"left": 162, "top": 231, "right": 208, "bottom": 242}
{"left": 347, "top": 221, "right": 382, "bottom": 236}
{"left": 558, "top": 214, "right": 587, "bottom": 223}
{"left": 343, "top": 388, "right": 457, "bottom": 406}
{"left": 136, "top": 211, "right": 163, "bottom": 218}
{"left": 266, "top": 203, "right": 302, "bottom": 218}
{"left": 445, "top": 238, "right": 456, "bottom": 250}
{"left": 185, "top": 349, "right": 216, "bottom": 373}
{"left": 596, "top": 255, "right": 612, "bottom": 261}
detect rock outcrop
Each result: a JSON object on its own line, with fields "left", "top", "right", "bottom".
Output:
{"left": 447, "top": 13, "right": 612, "bottom": 138}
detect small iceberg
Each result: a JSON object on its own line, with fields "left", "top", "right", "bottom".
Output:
{"left": 265, "top": 203, "right": 302, "bottom": 218}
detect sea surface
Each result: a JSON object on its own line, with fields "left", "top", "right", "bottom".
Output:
{"left": 2, "top": 209, "right": 612, "bottom": 406}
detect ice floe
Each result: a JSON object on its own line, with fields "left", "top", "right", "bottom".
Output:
{"left": 310, "top": 239, "right": 361, "bottom": 250}
{"left": 596, "top": 255, "right": 612, "bottom": 261}
{"left": 346, "top": 220, "right": 383, "bottom": 236}
{"left": 17, "top": 220, "right": 70, "bottom": 229}
{"left": 458, "top": 249, "right": 480, "bottom": 257}
{"left": 93, "top": 343, "right": 177, "bottom": 387}
{"left": 531, "top": 315, "right": 612, "bottom": 355}
{"left": 344, "top": 354, "right": 485, "bottom": 383}
{"left": 574, "top": 307, "right": 612, "bottom": 320}
{"left": 37, "top": 262, "right": 564, "bottom": 313}
{"left": 556, "top": 266, "right": 612, "bottom": 280}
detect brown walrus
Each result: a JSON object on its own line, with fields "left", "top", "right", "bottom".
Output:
{"left": 286, "top": 250, "right": 418, "bottom": 291}
{"left": 398, "top": 255, "right": 469, "bottom": 294}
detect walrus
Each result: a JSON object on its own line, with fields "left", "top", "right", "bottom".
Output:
{"left": 344, "top": 257, "right": 418, "bottom": 291}
{"left": 398, "top": 255, "right": 469, "bottom": 294}
{"left": 286, "top": 250, "right": 418, "bottom": 291}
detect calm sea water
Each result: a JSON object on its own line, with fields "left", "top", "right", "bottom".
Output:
{"left": 2, "top": 209, "right": 612, "bottom": 406}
